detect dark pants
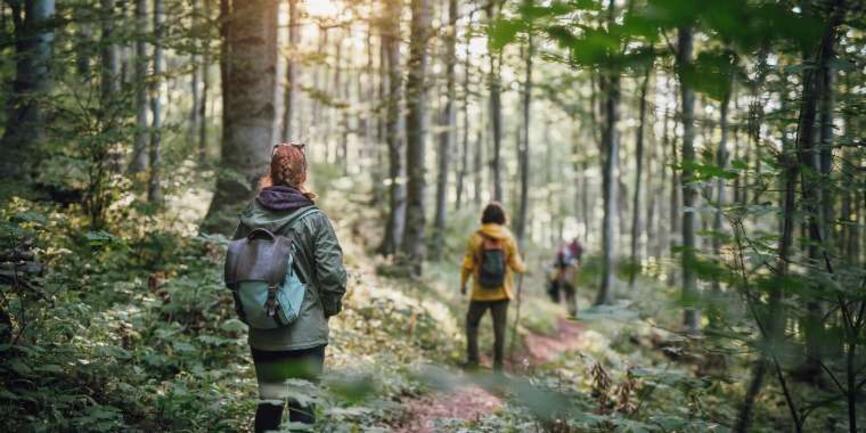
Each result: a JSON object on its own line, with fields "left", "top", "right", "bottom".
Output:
{"left": 466, "top": 300, "right": 509, "bottom": 370}
{"left": 251, "top": 345, "right": 325, "bottom": 433}
{"left": 562, "top": 282, "right": 577, "bottom": 317}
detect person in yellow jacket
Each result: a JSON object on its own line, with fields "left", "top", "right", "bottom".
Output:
{"left": 460, "top": 202, "right": 526, "bottom": 371}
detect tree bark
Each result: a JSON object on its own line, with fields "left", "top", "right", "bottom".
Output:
{"left": 129, "top": 0, "right": 149, "bottom": 173}
{"left": 595, "top": 0, "right": 619, "bottom": 306}
{"left": 485, "top": 1, "right": 503, "bottom": 202}
{"left": 281, "top": 0, "right": 299, "bottom": 142}
{"left": 147, "top": 0, "right": 164, "bottom": 204}
{"left": 455, "top": 14, "right": 472, "bottom": 210}
{"left": 188, "top": 0, "right": 200, "bottom": 151}
{"left": 100, "top": 0, "right": 119, "bottom": 105}
{"left": 0, "top": 0, "right": 56, "bottom": 180}
{"left": 431, "top": 0, "right": 457, "bottom": 260}
{"left": 797, "top": 0, "right": 845, "bottom": 384}
{"left": 377, "top": 0, "right": 406, "bottom": 256}
{"left": 678, "top": 25, "right": 699, "bottom": 333}
{"left": 202, "top": 0, "right": 278, "bottom": 232}
{"left": 473, "top": 98, "right": 484, "bottom": 205}
{"left": 596, "top": 70, "right": 619, "bottom": 306}
{"left": 515, "top": 14, "right": 533, "bottom": 249}
{"left": 629, "top": 66, "right": 651, "bottom": 287}
{"left": 400, "top": 0, "right": 432, "bottom": 275}
{"left": 712, "top": 75, "right": 733, "bottom": 293}
{"left": 199, "top": 0, "right": 211, "bottom": 163}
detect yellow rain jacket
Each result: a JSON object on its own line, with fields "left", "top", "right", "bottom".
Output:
{"left": 460, "top": 223, "right": 526, "bottom": 301}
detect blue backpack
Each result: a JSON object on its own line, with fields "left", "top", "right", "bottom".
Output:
{"left": 224, "top": 207, "right": 319, "bottom": 329}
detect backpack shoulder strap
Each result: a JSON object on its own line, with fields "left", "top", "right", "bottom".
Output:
{"left": 279, "top": 206, "right": 322, "bottom": 284}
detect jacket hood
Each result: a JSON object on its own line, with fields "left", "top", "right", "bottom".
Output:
{"left": 256, "top": 185, "right": 314, "bottom": 212}
{"left": 478, "top": 223, "right": 513, "bottom": 240}
{"left": 239, "top": 200, "right": 316, "bottom": 233}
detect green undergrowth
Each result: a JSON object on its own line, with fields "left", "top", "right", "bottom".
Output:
{"left": 3, "top": 167, "right": 847, "bottom": 433}
{"left": 0, "top": 174, "right": 464, "bottom": 432}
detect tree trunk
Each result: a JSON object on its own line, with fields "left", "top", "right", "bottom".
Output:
{"left": 712, "top": 78, "right": 733, "bottom": 293}
{"left": 595, "top": 0, "right": 619, "bottom": 306}
{"left": 147, "top": 0, "right": 164, "bottom": 204}
{"left": 100, "top": 0, "right": 121, "bottom": 173}
{"left": 486, "top": 1, "right": 503, "bottom": 201}
{"left": 377, "top": 0, "right": 406, "bottom": 256}
{"left": 646, "top": 104, "right": 659, "bottom": 259}
{"left": 202, "top": 0, "right": 278, "bottom": 232}
{"left": 455, "top": 16, "right": 471, "bottom": 211}
{"left": 595, "top": 71, "right": 619, "bottom": 306}
{"left": 198, "top": 0, "right": 211, "bottom": 163}
{"left": 629, "top": 66, "right": 651, "bottom": 287}
{"left": 188, "top": 0, "right": 200, "bottom": 150}
{"left": 515, "top": 15, "right": 533, "bottom": 249}
{"left": 281, "top": 0, "right": 299, "bottom": 141}
{"left": 400, "top": 0, "right": 432, "bottom": 275}
{"left": 129, "top": 0, "right": 149, "bottom": 173}
{"left": 431, "top": 0, "right": 457, "bottom": 261}
{"left": 656, "top": 105, "right": 670, "bottom": 259}
{"left": 678, "top": 25, "right": 699, "bottom": 333}
{"left": 796, "top": 0, "right": 845, "bottom": 383}
{"left": 0, "top": 0, "right": 56, "bottom": 180}
{"left": 100, "top": 0, "right": 119, "bottom": 106}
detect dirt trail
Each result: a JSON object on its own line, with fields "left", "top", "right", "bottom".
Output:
{"left": 394, "top": 317, "right": 584, "bottom": 433}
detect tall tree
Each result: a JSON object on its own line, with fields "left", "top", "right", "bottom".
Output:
{"left": 677, "top": 25, "right": 700, "bottom": 333}
{"left": 431, "top": 0, "right": 457, "bottom": 260}
{"left": 594, "top": 0, "right": 619, "bottom": 306}
{"left": 129, "top": 0, "right": 149, "bottom": 173}
{"left": 281, "top": 0, "right": 299, "bottom": 141}
{"left": 629, "top": 65, "right": 651, "bottom": 288}
{"left": 148, "top": 0, "right": 164, "bottom": 204}
{"left": 0, "top": 0, "right": 56, "bottom": 180}
{"left": 377, "top": 0, "right": 406, "bottom": 256}
{"left": 454, "top": 12, "right": 472, "bottom": 210}
{"left": 202, "top": 0, "right": 278, "bottom": 231}
{"left": 100, "top": 0, "right": 119, "bottom": 104}
{"left": 401, "top": 0, "right": 431, "bottom": 275}
{"left": 796, "top": 0, "right": 846, "bottom": 382}
{"left": 188, "top": 0, "right": 200, "bottom": 150}
{"left": 485, "top": 0, "right": 503, "bottom": 201}
{"left": 712, "top": 56, "right": 735, "bottom": 293}
{"left": 515, "top": 11, "right": 533, "bottom": 248}
{"left": 198, "top": 0, "right": 212, "bottom": 163}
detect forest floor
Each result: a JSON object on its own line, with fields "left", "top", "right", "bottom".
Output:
{"left": 396, "top": 318, "right": 585, "bottom": 433}
{"left": 2, "top": 167, "right": 823, "bottom": 432}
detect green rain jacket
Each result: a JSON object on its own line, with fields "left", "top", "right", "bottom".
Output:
{"left": 232, "top": 201, "right": 347, "bottom": 351}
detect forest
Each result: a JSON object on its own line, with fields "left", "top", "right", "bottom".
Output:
{"left": 1, "top": 0, "right": 865, "bottom": 432}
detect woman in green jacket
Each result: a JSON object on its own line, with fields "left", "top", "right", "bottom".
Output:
{"left": 232, "top": 143, "right": 347, "bottom": 432}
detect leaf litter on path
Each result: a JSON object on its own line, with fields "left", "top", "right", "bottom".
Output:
{"left": 393, "top": 316, "right": 586, "bottom": 432}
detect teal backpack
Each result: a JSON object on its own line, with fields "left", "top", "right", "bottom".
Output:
{"left": 224, "top": 207, "right": 318, "bottom": 329}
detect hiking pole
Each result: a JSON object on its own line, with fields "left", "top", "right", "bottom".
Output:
{"left": 508, "top": 272, "right": 525, "bottom": 361}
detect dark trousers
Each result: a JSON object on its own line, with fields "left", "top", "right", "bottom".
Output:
{"left": 251, "top": 345, "right": 325, "bottom": 433}
{"left": 466, "top": 299, "right": 509, "bottom": 370}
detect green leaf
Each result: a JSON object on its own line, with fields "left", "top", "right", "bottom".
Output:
{"left": 488, "top": 18, "right": 524, "bottom": 50}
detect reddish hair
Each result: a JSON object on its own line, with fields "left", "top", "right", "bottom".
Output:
{"left": 259, "top": 143, "right": 317, "bottom": 199}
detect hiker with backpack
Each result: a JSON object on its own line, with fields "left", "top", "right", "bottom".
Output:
{"left": 550, "top": 238, "right": 583, "bottom": 317}
{"left": 226, "top": 143, "right": 347, "bottom": 433}
{"left": 460, "top": 202, "right": 526, "bottom": 372}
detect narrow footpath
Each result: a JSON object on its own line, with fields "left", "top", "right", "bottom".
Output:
{"left": 395, "top": 318, "right": 585, "bottom": 433}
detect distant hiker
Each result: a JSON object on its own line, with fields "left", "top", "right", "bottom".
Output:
{"left": 227, "top": 143, "right": 347, "bottom": 433}
{"left": 549, "top": 238, "right": 583, "bottom": 317}
{"left": 460, "top": 202, "right": 526, "bottom": 372}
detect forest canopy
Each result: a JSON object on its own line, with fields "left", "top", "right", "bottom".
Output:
{"left": 0, "top": 0, "right": 865, "bottom": 432}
